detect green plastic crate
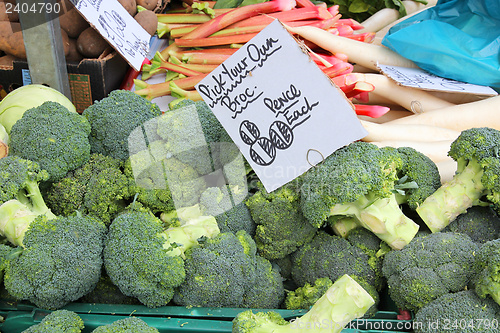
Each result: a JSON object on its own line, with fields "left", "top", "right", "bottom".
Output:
{"left": 0, "top": 301, "right": 413, "bottom": 333}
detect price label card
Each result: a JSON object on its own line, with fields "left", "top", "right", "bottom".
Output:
{"left": 196, "top": 20, "right": 367, "bottom": 192}
{"left": 71, "top": 0, "right": 150, "bottom": 71}
{"left": 378, "top": 64, "right": 498, "bottom": 96}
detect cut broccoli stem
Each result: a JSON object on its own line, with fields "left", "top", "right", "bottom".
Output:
{"left": 232, "top": 274, "right": 374, "bottom": 333}
{"left": 0, "top": 200, "right": 37, "bottom": 246}
{"left": 330, "top": 193, "right": 419, "bottom": 250}
{"left": 329, "top": 216, "right": 360, "bottom": 238}
{"left": 417, "top": 158, "right": 485, "bottom": 233}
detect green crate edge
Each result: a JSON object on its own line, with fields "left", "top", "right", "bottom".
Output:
{"left": 0, "top": 301, "right": 413, "bottom": 333}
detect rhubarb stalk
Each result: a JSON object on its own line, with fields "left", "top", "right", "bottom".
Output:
{"left": 134, "top": 74, "right": 208, "bottom": 100}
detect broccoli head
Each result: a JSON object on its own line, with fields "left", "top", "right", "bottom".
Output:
{"left": 300, "top": 141, "right": 420, "bottom": 250}
{"left": 285, "top": 277, "right": 333, "bottom": 310}
{"left": 232, "top": 274, "right": 375, "bottom": 333}
{"left": 290, "top": 230, "right": 379, "bottom": 291}
{"left": 417, "top": 127, "right": 500, "bottom": 232}
{"left": 46, "top": 154, "right": 137, "bottom": 225}
{"left": 22, "top": 309, "right": 84, "bottom": 333}
{"left": 173, "top": 230, "right": 285, "bottom": 309}
{"left": 470, "top": 238, "right": 500, "bottom": 306}
{"left": 200, "top": 186, "right": 256, "bottom": 236}
{"left": 4, "top": 213, "right": 107, "bottom": 309}
{"left": 92, "top": 317, "right": 159, "bottom": 333}
{"left": 0, "top": 156, "right": 56, "bottom": 246}
{"left": 442, "top": 206, "right": 500, "bottom": 243}
{"left": 245, "top": 180, "right": 317, "bottom": 260}
{"left": 78, "top": 272, "right": 140, "bottom": 305}
{"left": 414, "top": 290, "right": 500, "bottom": 333}
{"left": 82, "top": 90, "right": 161, "bottom": 161}
{"left": 382, "top": 232, "right": 479, "bottom": 312}
{"left": 104, "top": 202, "right": 219, "bottom": 308}
{"left": 395, "top": 146, "right": 441, "bottom": 210}
{"left": 9, "top": 101, "right": 91, "bottom": 182}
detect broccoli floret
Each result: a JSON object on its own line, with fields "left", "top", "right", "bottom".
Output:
{"left": 46, "top": 154, "right": 137, "bottom": 225}
{"left": 290, "top": 230, "right": 378, "bottom": 291}
{"left": 232, "top": 274, "right": 375, "bottom": 333}
{"left": 4, "top": 213, "right": 107, "bottom": 309}
{"left": 92, "top": 317, "right": 159, "bottom": 333}
{"left": 78, "top": 273, "right": 140, "bottom": 305}
{"left": 345, "top": 228, "right": 390, "bottom": 291}
{"left": 0, "top": 243, "right": 13, "bottom": 283}
{"left": 104, "top": 202, "right": 219, "bottom": 308}
{"left": 0, "top": 156, "right": 56, "bottom": 246}
{"left": 395, "top": 146, "right": 442, "bottom": 210}
{"left": 443, "top": 206, "right": 500, "bottom": 243}
{"left": 470, "top": 239, "right": 500, "bottom": 306}
{"left": 382, "top": 232, "right": 479, "bottom": 312}
{"left": 414, "top": 290, "right": 500, "bottom": 333}
{"left": 416, "top": 127, "right": 500, "bottom": 232}
{"left": 82, "top": 90, "right": 161, "bottom": 161}
{"left": 270, "top": 255, "right": 293, "bottom": 281}
{"left": 9, "top": 101, "right": 91, "bottom": 182}
{"left": 200, "top": 186, "right": 256, "bottom": 236}
{"left": 173, "top": 230, "right": 285, "bottom": 309}
{"left": 22, "top": 309, "right": 84, "bottom": 333}
{"left": 285, "top": 277, "right": 333, "bottom": 310}
{"left": 300, "top": 141, "right": 420, "bottom": 250}
{"left": 245, "top": 181, "right": 317, "bottom": 260}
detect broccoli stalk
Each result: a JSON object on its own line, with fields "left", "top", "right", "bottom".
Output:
{"left": 300, "top": 142, "right": 421, "bottom": 250}
{"left": 416, "top": 127, "right": 500, "bottom": 232}
{"left": 329, "top": 191, "right": 419, "bottom": 250}
{"left": 0, "top": 156, "right": 56, "bottom": 246}
{"left": 232, "top": 274, "right": 374, "bottom": 333}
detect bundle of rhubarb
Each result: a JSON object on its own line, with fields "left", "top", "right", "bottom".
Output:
{"left": 133, "top": 0, "right": 392, "bottom": 117}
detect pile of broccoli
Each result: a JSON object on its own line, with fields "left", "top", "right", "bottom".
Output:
{"left": 3, "top": 86, "right": 500, "bottom": 333}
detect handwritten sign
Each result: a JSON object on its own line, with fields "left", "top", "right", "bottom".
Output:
{"left": 378, "top": 64, "right": 498, "bottom": 96}
{"left": 196, "top": 20, "right": 367, "bottom": 192}
{"left": 70, "top": 0, "right": 150, "bottom": 71}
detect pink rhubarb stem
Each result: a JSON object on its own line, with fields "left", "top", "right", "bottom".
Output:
{"left": 182, "top": 0, "right": 297, "bottom": 40}
{"left": 134, "top": 74, "right": 208, "bottom": 101}
{"left": 295, "top": 0, "right": 316, "bottom": 7}
{"left": 354, "top": 104, "right": 390, "bottom": 118}
{"left": 156, "top": 8, "right": 233, "bottom": 23}
{"left": 340, "top": 81, "right": 374, "bottom": 99}
{"left": 175, "top": 33, "right": 259, "bottom": 48}
{"left": 321, "top": 62, "right": 353, "bottom": 78}
{"left": 227, "top": 6, "right": 332, "bottom": 28}
{"left": 170, "top": 48, "right": 237, "bottom": 64}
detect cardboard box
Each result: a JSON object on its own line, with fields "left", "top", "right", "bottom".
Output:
{"left": 0, "top": 51, "right": 129, "bottom": 113}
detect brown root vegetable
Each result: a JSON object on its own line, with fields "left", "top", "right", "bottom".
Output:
{"left": 0, "top": 53, "right": 16, "bottom": 67}
{"left": 134, "top": 9, "right": 158, "bottom": 36}
{"left": 0, "top": 1, "right": 18, "bottom": 22}
{"left": 59, "top": 0, "right": 89, "bottom": 38}
{"left": 137, "top": 0, "right": 162, "bottom": 11}
{"left": 0, "top": 22, "right": 25, "bottom": 58}
{"left": 77, "top": 27, "right": 110, "bottom": 58}
{"left": 65, "top": 38, "right": 84, "bottom": 63}
{"left": 118, "top": 0, "right": 137, "bottom": 16}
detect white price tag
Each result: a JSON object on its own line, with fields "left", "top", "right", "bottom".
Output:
{"left": 196, "top": 20, "right": 367, "bottom": 192}
{"left": 71, "top": 0, "right": 150, "bottom": 71}
{"left": 378, "top": 64, "right": 498, "bottom": 96}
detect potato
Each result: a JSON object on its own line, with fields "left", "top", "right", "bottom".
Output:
{"left": 0, "top": 53, "right": 16, "bottom": 67}
{"left": 134, "top": 9, "right": 158, "bottom": 36}
{"left": 77, "top": 27, "right": 110, "bottom": 58}
{"left": 59, "top": 0, "right": 89, "bottom": 38}
{"left": 137, "top": 0, "right": 161, "bottom": 11}
{"left": 0, "top": 1, "right": 18, "bottom": 22}
{"left": 65, "top": 38, "right": 84, "bottom": 63}
{"left": 0, "top": 22, "right": 25, "bottom": 58}
{"left": 118, "top": 0, "right": 137, "bottom": 17}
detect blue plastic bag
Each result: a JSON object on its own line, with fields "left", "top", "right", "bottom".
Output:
{"left": 382, "top": 0, "right": 500, "bottom": 89}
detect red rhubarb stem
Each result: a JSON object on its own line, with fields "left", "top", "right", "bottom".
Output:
{"left": 175, "top": 33, "right": 258, "bottom": 48}
{"left": 134, "top": 74, "right": 208, "bottom": 101}
{"left": 182, "top": 0, "right": 297, "bottom": 40}
{"left": 354, "top": 104, "right": 390, "bottom": 118}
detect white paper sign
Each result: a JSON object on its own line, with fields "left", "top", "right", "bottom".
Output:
{"left": 71, "top": 0, "right": 150, "bottom": 71}
{"left": 378, "top": 64, "right": 498, "bottom": 96}
{"left": 196, "top": 20, "right": 367, "bottom": 192}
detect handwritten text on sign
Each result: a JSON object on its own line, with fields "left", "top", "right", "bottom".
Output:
{"left": 196, "top": 20, "right": 367, "bottom": 192}
{"left": 70, "top": 0, "right": 150, "bottom": 71}
{"left": 378, "top": 64, "right": 498, "bottom": 96}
